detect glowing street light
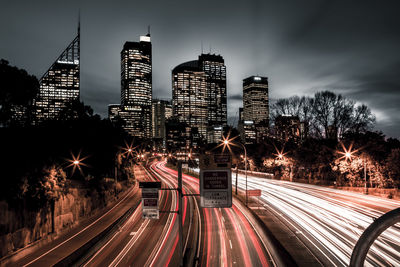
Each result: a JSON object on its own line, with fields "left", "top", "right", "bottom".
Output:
{"left": 337, "top": 142, "right": 367, "bottom": 194}
{"left": 67, "top": 152, "right": 87, "bottom": 176}
{"left": 218, "top": 134, "right": 248, "bottom": 205}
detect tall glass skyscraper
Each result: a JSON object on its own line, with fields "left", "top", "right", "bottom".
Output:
{"left": 34, "top": 24, "right": 80, "bottom": 123}
{"left": 171, "top": 53, "right": 227, "bottom": 145}
{"left": 172, "top": 60, "right": 208, "bottom": 139}
{"left": 242, "top": 76, "right": 269, "bottom": 142}
{"left": 110, "top": 33, "right": 152, "bottom": 138}
{"left": 198, "top": 54, "right": 227, "bottom": 128}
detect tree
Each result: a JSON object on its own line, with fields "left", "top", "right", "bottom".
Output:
{"left": 386, "top": 149, "right": 400, "bottom": 188}
{"left": 0, "top": 59, "right": 39, "bottom": 126}
{"left": 271, "top": 91, "right": 375, "bottom": 139}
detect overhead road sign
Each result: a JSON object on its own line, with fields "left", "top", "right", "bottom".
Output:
{"left": 139, "top": 181, "right": 161, "bottom": 219}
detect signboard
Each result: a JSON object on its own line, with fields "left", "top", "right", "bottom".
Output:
{"left": 139, "top": 182, "right": 161, "bottom": 219}
{"left": 247, "top": 189, "right": 262, "bottom": 197}
{"left": 200, "top": 169, "right": 232, "bottom": 208}
{"left": 200, "top": 153, "right": 232, "bottom": 169}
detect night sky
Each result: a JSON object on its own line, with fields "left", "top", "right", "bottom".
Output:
{"left": 1, "top": 0, "right": 400, "bottom": 138}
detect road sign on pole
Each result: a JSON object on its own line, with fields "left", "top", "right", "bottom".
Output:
{"left": 139, "top": 182, "right": 161, "bottom": 219}
{"left": 200, "top": 169, "right": 232, "bottom": 208}
{"left": 199, "top": 153, "right": 232, "bottom": 208}
{"left": 247, "top": 189, "right": 261, "bottom": 197}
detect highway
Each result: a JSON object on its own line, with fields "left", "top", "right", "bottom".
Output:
{"left": 82, "top": 164, "right": 185, "bottom": 266}
{"left": 9, "top": 161, "right": 278, "bottom": 266}
{"left": 8, "top": 180, "right": 141, "bottom": 267}
{"left": 236, "top": 172, "right": 400, "bottom": 266}
{"left": 156, "top": 161, "right": 275, "bottom": 266}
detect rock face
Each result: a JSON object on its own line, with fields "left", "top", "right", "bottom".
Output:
{"left": 0, "top": 182, "right": 125, "bottom": 258}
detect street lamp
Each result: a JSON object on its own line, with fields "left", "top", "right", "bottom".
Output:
{"left": 67, "top": 152, "right": 87, "bottom": 176}
{"left": 219, "top": 136, "right": 248, "bottom": 206}
{"left": 338, "top": 142, "right": 367, "bottom": 194}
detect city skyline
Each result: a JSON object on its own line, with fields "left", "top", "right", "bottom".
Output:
{"left": 1, "top": 0, "right": 400, "bottom": 138}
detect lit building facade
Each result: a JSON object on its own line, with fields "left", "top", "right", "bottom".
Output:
{"left": 198, "top": 54, "right": 227, "bottom": 128}
{"left": 243, "top": 76, "right": 269, "bottom": 143}
{"left": 108, "top": 104, "right": 121, "bottom": 121}
{"left": 274, "top": 114, "right": 303, "bottom": 142}
{"left": 238, "top": 107, "right": 256, "bottom": 144}
{"left": 34, "top": 26, "right": 80, "bottom": 123}
{"left": 152, "top": 99, "right": 172, "bottom": 140}
{"left": 109, "top": 33, "right": 152, "bottom": 138}
{"left": 120, "top": 34, "right": 152, "bottom": 138}
{"left": 172, "top": 61, "right": 208, "bottom": 139}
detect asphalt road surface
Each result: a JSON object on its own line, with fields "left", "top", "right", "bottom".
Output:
{"left": 237, "top": 173, "right": 400, "bottom": 266}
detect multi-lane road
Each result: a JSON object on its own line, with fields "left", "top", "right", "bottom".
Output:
{"left": 237, "top": 172, "right": 400, "bottom": 266}
{"left": 8, "top": 162, "right": 276, "bottom": 266}
{"left": 14, "top": 159, "right": 398, "bottom": 266}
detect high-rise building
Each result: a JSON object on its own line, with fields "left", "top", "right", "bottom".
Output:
{"left": 108, "top": 104, "right": 121, "bottom": 121}
{"left": 274, "top": 114, "right": 303, "bottom": 142}
{"left": 238, "top": 107, "right": 256, "bottom": 144}
{"left": 242, "top": 76, "right": 269, "bottom": 142}
{"left": 171, "top": 53, "right": 227, "bottom": 145}
{"left": 109, "top": 33, "right": 152, "bottom": 138}
{"left": 198, "top": 54, "right": 227, "bottom": 128}
{"left": 34, "top": 24, "right": 80, "bottom": 123}
{"left": 152, "top": 99, "right": 172, "bottom": 140}
{"left": 172, "top": 60, "right": 208, "bottom": 139}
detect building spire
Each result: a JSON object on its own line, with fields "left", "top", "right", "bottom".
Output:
{"left": 147, "top": 25, "right": 151, "bottom": 37}
{"left": 78, "top": 9, "right": 81, "bottom": 37}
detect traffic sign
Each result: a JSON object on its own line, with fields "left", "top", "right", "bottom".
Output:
{"left": 139, "top": 182, "right": 161, "bottom": 219}
{"left": 200, "top": 169, "right": 232, "bottom": 208}
{"left": 247, "top": 189, "right": 261, "bottom": 197}
{"left": 199, "top": 153, "right": 232, "bottom": 169}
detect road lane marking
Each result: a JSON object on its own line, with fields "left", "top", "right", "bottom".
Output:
{"left": 23, "top": 186, "right": 137, "bottom": 267}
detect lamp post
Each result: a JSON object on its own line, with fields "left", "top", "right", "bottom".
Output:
{"left": 342, "top": 146, "right": 368, "bottom": 194}
{"left": 223, "top": 139, "right": 248, "bottom": 206}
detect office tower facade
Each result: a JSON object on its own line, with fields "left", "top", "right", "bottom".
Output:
{"left": 34, "top": 25, "right": 80, "bottom": 123}
{"left": 242, "top": 76, "right": 269, "bottom": 143}
{"left": 171, "top": 53, "right": 227, "bottom": 146}
{"left": 152, "top": 99, "right": 172, "bottom": 140}
{"left": 121, "top": 34, "right": 152, "bottom": 138}
{"left": 108, "top": 104, "right": 121, "bottom": 121}
{"left": 238, "top": 107, "right": 256, "bottom": 144}
{"left": 274, "top": 114, "right": 303, "bottom": 142}
{"left": 109, "top": 33, "right": 152, "bottom": 138}
{"left": 198, "top": 54, "right": 227, "bottom": 128}
{"left": 172, "top": 60, "right": 208, "bottom": 139}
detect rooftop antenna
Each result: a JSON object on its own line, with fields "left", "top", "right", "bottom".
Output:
{"left": 201, "top": 40, "right": 203, "bottom": 54}
{"left": 209, "top": 44, "right": 211, "bottom": 54}
{"left": 78, "top": 9, "right": 80, "bottom": 37}
{"left": 147, "top": 25, "right": 151, "bottom": 36}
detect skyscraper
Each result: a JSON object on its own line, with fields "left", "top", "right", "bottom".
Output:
{"left": 198, "top": 54, "right": 227, "bottom": 128}
{"left": 110, "top": 33, "right": 152, "bottom": 138}
{"left": 152, "top": 99, "right": 172, "bottom": 140}
{"left": 242, "top": 76, "right": 269, "bottom": 142}
{"left": 34, "top": 23, "right": 80, "bottom": 123}
{"left": 171, "top": 53, "right": 227, "bottom": 145}
{"left": 172, "top": 60, "right": 208, "bottom": 140}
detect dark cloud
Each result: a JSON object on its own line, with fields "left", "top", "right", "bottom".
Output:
{"left": 1, "top": 0, "right": 400, "bottom": 138}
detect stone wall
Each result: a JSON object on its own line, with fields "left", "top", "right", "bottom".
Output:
{"left": 0, "top": 181, "right": 126, "bottom": 259}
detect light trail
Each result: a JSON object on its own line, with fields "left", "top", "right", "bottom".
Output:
{"left": 22, "top": 186, "right": 137, "bottom": 267}
{"left": 159, "top": 161, "right": 273, "bottom": 266}
{"left": 236, "top": 173, "right": 400, "bottom": 266}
